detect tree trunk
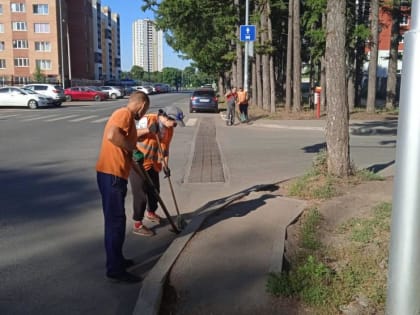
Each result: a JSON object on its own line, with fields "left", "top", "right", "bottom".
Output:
{"left": 252, "top": 58, "right": 257, "bottom": 106}
{"left": 347, "top": 74, "right": 355, "bottom": 113}
{"left": 366, "top": 0, "right": 379, "bottom": 113}
{"left": 386, "top": 1, "right": 400, "bottom": 110}
{"left": 261, "top": 1, "right": 270, "bottom": 111}
{"left": 267, "top": 1, "right": 276, "bottom": 113}
{"left": 285, "top": 0, "right": 293, "bottom": 111}
{"left": 320, "top": 56, "right": 326, "bottom": 112}
{"left": 325, "top": 0, "right": 351, "bottom": 177}
{"left": 292, "top": 0, "right": 302, "bottom": 112}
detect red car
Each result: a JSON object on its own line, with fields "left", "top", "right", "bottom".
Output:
{"left": 64, "top": 86, "right": 108, "bottom": 102}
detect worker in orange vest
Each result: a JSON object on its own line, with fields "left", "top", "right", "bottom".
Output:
{"left": 236, "top": 87, "right": 249, "bottom": 123}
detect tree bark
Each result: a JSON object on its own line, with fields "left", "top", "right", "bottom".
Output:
{"left": 366, "top": 0, "right": 379, "bottom": 113}
{"left": 285, "top": 0, "right": 293, "bottom": 111}
{"left": 292, "top": 0, "right": 301, "bottom": 112}
{"left": 261, "top": 1, "right": 270, "bottom": 111}
{"left": 325, "top": 0, "right": 351, "bottom": 177}
{"left": 386, "top": 1, "right": 400, "bottom": 110}
{"left": 267, "top": 1, "right": 276, "bottom": 113}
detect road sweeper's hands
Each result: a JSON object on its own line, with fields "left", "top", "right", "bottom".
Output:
{"left": 132, "top": 150, "right": 144, "bottom": 164}
{"left": 148, "top": 122, "right": 159, "bottom": 134}
{"left": 163, "top": 166, "right": 171, "bottom": 178}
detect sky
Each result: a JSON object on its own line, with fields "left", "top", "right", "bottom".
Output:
{"left": 103, "top": 0, "right": 191, "bottom": 71}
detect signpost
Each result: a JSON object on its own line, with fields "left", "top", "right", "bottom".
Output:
{"left": 240, "top": 22, "right": 255, "bottom": 92}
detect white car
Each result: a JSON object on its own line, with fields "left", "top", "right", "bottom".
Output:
{"left": 23, "top": 83, "right": 66, "bottom": 107}
{"left": 99, "top": 86, "right": 124, "bottom": 99}
{"left": 0, "top": 86, "right": 50, "bottom": 109}
{"left": 133, "top": 85, "right": 153, "bottom": 95}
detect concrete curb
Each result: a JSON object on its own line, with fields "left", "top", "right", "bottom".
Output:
{"left": 132, "top": 187, "right": 256, "bottom": 315}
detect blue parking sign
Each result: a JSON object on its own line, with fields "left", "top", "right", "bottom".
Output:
{"left": 240, "top": 25, "right": 256, "bottom": 41}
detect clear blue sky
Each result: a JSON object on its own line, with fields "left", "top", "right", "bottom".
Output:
{"left": 103, "top": 0, "right": 191, "bottom": 71}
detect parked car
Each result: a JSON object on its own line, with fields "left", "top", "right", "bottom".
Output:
{"left": 153, "top": 83, "right": 170, "bottom": 93}
{"left": 99, "top": 86, "right": 124, "bottom": 99}
{"left": 0, "top": 86, "right": 50, "bottom": 109}
{"left": 189, "top": 88, "right": 219, "bottom": 113}
{"left": 23, "top": 84, "right": 66, "bottom": 107}
{"left": 133, "top": 85, "right": 153, "bottom": 95}
{"left": 64, "top": 87, "right": 108, "bottom": 102}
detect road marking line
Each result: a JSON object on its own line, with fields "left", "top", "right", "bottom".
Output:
{"left": 45, "top": 115, "right": 79, "bottom": 122}
{"left": 21, "top": 114, "right": 59, "bottom": 121}
{"left": 69, "top": 115, "right": 98, "bottom": 122}
{"left": 185, "top": 118, "right": 197, "bottom": 126}
{"left": 0, "top": 114, "right": 19, "bottom": 119}
{"left": 91, "top": 117, "right": 109, "bottom": 123}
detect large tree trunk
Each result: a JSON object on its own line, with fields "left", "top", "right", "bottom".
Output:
{"left": 267, "top": 1, "right": 276, "bottom": 113}
{"left": 292, "top": 0, "right": 302, "bottom": 112}
{"left": 285, "top": 0, "right": 293, "bottom": 111}
{"left": 325, "top": 0, "right": 351, "bottom": 177}
{"left": 366, "top": 0, "right": 379, "bottom": 113}
{"left": 256, "top": 50, "right": 263, "bottom": 108}
{"left": 386, "top": 1, "right": 400, "bottom": 110}
{"left": 261, "top": 1, "right": 270, "bottom": 111}
{"left": 251, "top": 58, "right": 257, "bottom": 106}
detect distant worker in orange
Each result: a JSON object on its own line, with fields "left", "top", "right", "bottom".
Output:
{"left": 225, "top": 87, "right": 237, "bottom": 126}
{"left": 236, "top": 87, "right": 249, "bottom": 123}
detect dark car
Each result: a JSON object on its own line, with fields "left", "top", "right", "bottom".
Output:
{"left": 189, "top": 88, "right": 219, "bottom": 113}
{"left": 64, "top": 87, "right": 108, "bottom": 102}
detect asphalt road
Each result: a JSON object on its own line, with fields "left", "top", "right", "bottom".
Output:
{"left": 0, "top": 94, "right": 397, "bottom": 314}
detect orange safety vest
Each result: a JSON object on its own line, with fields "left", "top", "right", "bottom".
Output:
{"left": 237, "top": 90, "right": 248, "bottom": 105}
{"left": 136, "top": 114, "right": 174, "bottom": 172}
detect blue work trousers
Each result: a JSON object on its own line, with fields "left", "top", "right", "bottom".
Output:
{"left": 97, "top": 172, "right": 127, "bottom": 276}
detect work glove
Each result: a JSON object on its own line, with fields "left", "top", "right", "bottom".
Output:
{"left": 163, "top": 166, "right": 171, "bottom": 178}
{"left": 132, "top": 150, "right": 144, "bottom": 165}
{"left": 148, "top": 122, "right": 159, "bottom": 134}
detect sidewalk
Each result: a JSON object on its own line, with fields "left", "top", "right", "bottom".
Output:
{"left": 133, "top": 117, "right": 397, "bottom": 315}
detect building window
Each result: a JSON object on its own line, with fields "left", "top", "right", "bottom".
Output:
{"left": 34, "top": 23, "right": 50, "bottom": 33}
{"left": 36, "top": 60, "right": 52, "bottom": 70}
{"left": 35, "top": 41, "right": 51, "bottom": 52}
{"left": 12, "top": 21, "right": 27, "bottom": 31}
{"left": 33, "top": 4, "right": 48, "bottom": 15}
{"left": 13, "top": 39, "right": 29, "bottom": 49}
{"left": 11, "top": 3, "right": 25, "bottom": 13}
{"left": 14, "top": 58, "right": 29, "bottom": 67}
{"left": 0, "top": 42, "right": 4, "bottom": 51}
{"left": 14, "top": 77, "right": 29, "bottom": 84}
{"left": 0, "top": 59, "right": 5, "bottom": 69}
{"left": 0, "top": 4, "right": 3, "bottom": 14}
{"left": 0, "top": 24, "right": 4, "bottom": 33}
{"left": 399, "top": 33, "right": 405, "bottom": 44}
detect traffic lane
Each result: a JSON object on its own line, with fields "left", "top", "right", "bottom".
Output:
{"left": 0, "top": 101, "right": 190, "bottom": 315}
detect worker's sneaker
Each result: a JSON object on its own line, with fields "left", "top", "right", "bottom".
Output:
{"left": 133, "top": 224, "right": 154, "bottom": 236}
{"left": 146, "top": 211, "right": 162, "bottom": 223}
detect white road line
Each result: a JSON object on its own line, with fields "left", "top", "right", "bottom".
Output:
{"left": 91, "top": 117, "right": 109, "bottom": 123}
{"left": 0, "top": 114, "right": 19, "bottom": 119}
{"left": 69, "top": 115, "right": 98, "bottom": 122}
{"left": 185, "top": 118, "right": 197, "bottom": 126}
{"left": 21, "top": 114, "right": 59, "bottom": 121}
{"left": 45, "top": 115, "right": 79, "bottom": 122}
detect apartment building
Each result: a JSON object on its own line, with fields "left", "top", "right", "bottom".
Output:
{"left": 132, "top": 19, "right": 163, "bottom": 73}
{"left": 0, "top": 0, "right": 120, "bottom": 85}
{"left": 0, "top": 0, "right": 69, "bottom": 85}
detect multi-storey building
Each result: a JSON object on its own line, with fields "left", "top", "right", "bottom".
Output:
{"left": 91, "top": 0, "right": 121, "bottom": 81}
{"left": 0, "top": 0, "right": 69, "bottom": 85}
{"left": 0, "top": 0, "right": 120, "bottom": 85}
{"left": 132, "top": 19, "right": 163, "bottom": 73}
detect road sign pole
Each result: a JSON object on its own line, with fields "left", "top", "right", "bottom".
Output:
{"left": 386, "top": 2, "right": 420, "bottom": 314}
{"left": 244, "top": 0, "right": 249, "bottom": 91}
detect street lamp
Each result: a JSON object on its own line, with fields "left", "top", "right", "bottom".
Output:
{"left": 244, "top": 0, "right": 249, "bottom": 91}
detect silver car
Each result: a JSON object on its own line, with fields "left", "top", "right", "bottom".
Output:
{"left": 0, "top": 87, "right": 49, "bottom": 109}
{"left": 99, "top": 86, "right": 124, "bottom": 99}
{"left": 23, "top": 84, "right": 66, "bottom": 107}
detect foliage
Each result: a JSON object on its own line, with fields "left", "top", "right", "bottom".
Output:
{"left": 33, "top": 66, "right": 45, "bottom": 83}
{"left": 130, "top": 65, "right": 145, "bottom": 81}
{"left": 300, "top": 207, "right": 322, "bottom": 250}
{"left": 142, "top": 0, "right": 237, "bottom": 76}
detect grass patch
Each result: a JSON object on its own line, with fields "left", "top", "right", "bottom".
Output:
{"left": 267, "top": 202, "right": 392, "bottom": 313}
{"left": 354, "top": 169, "right": 385, "bottom": 182}
{"left": 300, "top": 208, "right": 322, "bottom": 250}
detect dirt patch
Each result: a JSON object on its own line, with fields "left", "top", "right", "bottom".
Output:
{"left": 282, "top": 176, "right": 393, "bottom": 314}
{"left": 247, "top": 105, "right": 398, "bottom": 122}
